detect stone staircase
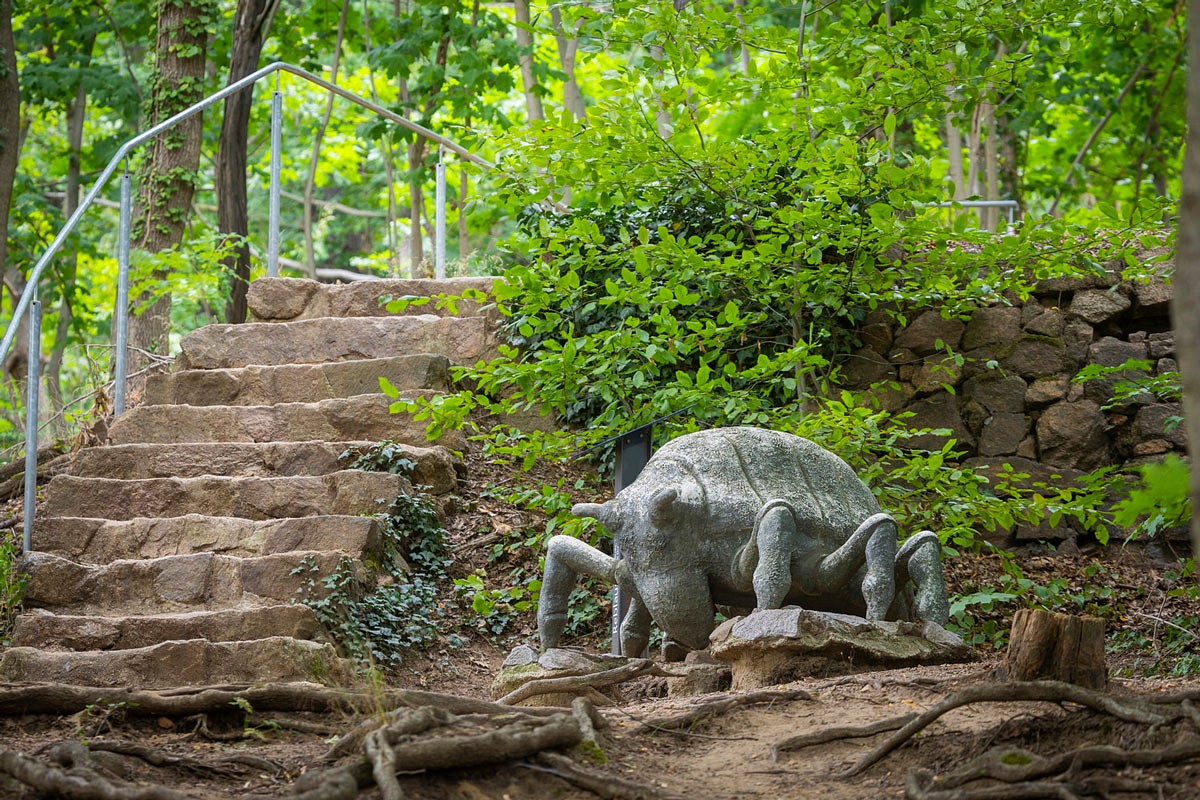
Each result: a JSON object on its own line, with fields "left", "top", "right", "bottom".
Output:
{"left": 0, "top": 276, "right": 493, "bottom": 687}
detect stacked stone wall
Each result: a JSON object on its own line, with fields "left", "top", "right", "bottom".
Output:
{"left": 839, "top": 263, "right": 1179, "bottom": 542}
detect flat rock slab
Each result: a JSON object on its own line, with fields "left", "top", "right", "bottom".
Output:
{"left": 248, "top": 276, "right": 494, "bottom": 321}
{"left": 107, "top": 395, "right": 464, "bottom": 451}
{"left": 0, "top": 637, "right": 350, "bottom": 688}
{"left": 145, "top": 355, "right": 451, "bottom": 407}
{"left": 175, "top": 315, "right": 495, "bottom": 370}
{"left": 44, "top": 470, "right": 409, "bottom": 521}
{"left": 492, "top": 645, "right": 635, "bottom": 707}
{"left": 33, "top": 514, "right": 383, "bottom": 563}
{"left": 20, "top": 549, "right": 357, "bottom": 614}
{"left": 11, "top": 604, "right": 324, "bottom": 650}
{"left": 69, "top": 440, "right": 460, "bottom": 491}
{"left": 709, "top": 608, "right": 975, "bottom": 690}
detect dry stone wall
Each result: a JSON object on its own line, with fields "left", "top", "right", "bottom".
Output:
{"left": 840, "top": 264, "right": 1178, "bottom": 541}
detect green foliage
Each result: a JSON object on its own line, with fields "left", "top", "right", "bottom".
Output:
{"left": 1110, "top": 454, "right": 1191, "bottom": 541}
{"left": 342, "top": 441, "right": 416, "bottom": 478}
{"left": 0, "top": 533, "right": 25, "bottom": 645}
{"left": 292, "top": 493, "right": 462, "bottom": 669}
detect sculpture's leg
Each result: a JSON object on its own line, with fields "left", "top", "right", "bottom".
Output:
{"left": 751, "top": 500, "right": 800, "bottom": 609}
{"left": 815, "top": 513, "right": 897, "bottom": 620}
{"left": 896, "top": 531, "right": 950, "bottom": 625}
{"left": 620, "top": 595, "right": 652, "bottom": 656}
{"left": 538, "top": 535, "right": 619, "bottom": 650}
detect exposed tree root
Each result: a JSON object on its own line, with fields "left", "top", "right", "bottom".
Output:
{"left": 496, "top": 658, "right": 683, "bottom": 705}
{"left": 532, "top": 751, "right": 688, "bottom": 800}
{"left": 0, "top": 681, "right": 568, "bottom": 719}
{"left": 0, "top": 746, "right": 201, "bottom": 799}
{"left": 771, "top": 713, "right": 917, "bottom": 760}
{"left": 636, "top": 688, "right": 811, "bottom": 734}
{"left": 85, "top": 739, "right": 259, "bottom": 778}
{"left": 843, "top": 680, "right": 1174, "bottom": 777}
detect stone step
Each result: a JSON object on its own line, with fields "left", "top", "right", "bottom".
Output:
{"left": 11, "top": 605, "right": 324, "bottom": 650}
{"left": 43, "top": 470, "right": 408, "bottom": 521}
{"left": 21, "top": 550, "right": 361, "bottom": 615}
{"left": 67, "top": 440, "right": 459, "bottom": 490}
{"left": 106, "top": 395, "right": 464, "bottom": 450}
{"left": 248, "top": 276, "right": 494, "bottom": 322}
{"left": 0, "top": 637, "right": 350, "bottom": 687}
{"left": 33, "top": 514, "right": 383, "bottom": 563}
{"left": 175, "top": 315, "right": 495, "bottom": 370}
{"left": 145, "top": 354, "right": 451, "bottom": 407}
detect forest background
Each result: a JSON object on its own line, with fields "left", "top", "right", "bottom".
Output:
{"left": 0, "top": 0, "right": 1193, "bottom": 653}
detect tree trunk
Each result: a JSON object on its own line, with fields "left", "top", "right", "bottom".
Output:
{"left": 1176, "top": 0, "right": 1200, "bottom": 558}
{"left": 514, "top": 0, "right": 544, "bottom": 122}
{"left": 1001, "top": 608, "right": 1107, "bottom": 690}
{"left": 218, "top": 0, "right": 280, "bottom": 324}
{"left": 550, "top": 6, "right": 586, "bottom": 122}
{"left": 47, "top": 35, "right": 96, "bottom": 436}
{"left": 0, "top": 0, "right": 26, "bottom": 381}
{"left": 302, "top": 0, "right": 351, "bottom": 277}
{"left": 129, "top": 0, "right": 215, "bottom": 375}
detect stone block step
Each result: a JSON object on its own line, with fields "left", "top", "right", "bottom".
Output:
{"left": 33, "top": 514, "right": 383, "bottom": 563}
{"left": 248, "top": 276, "right": 494, "bottom": 322}
{"left": 145, "top": 354, "right": 451, "bottom": 407}
{"left": 44, "top": 470, "right": 408, "bottom": 521}
{"left": 175, "top": 315, "right": 495, "bottom": 370}
{"left": 67, "top": 441, "right": 459, "bottom": 490}
{"left": 106, "top": 394, "right": 464, "bottom": 450}
{"left": 21, "top": 550, "right": 361, "bottom": 615}
{"left": 11, "top": 605, "right": 324, "bottom": 650}
{"left": 0, "top": 637, "right": 350, "bottom": 687}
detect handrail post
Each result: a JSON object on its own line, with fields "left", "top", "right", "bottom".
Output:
{"left": 268, "top": 89, "right": 282, "bottom": 277}
{"left": 435, "top": 145, "right": 447, "bottom": 280}
{"left": 22, "top": 290, "right": 42, "bottom": 553}
{"left": 113, "top": 171, "right": 132, "bottom": 417}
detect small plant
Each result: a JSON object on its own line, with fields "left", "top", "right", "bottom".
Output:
{"left": 293, "top": 493, "right": 461, "bottom": 670}
{"left": 341, "top": 441, "right": 416, "bottom": 478}
{"left": 0, "top": 531, "right": 25, "bottom": 643}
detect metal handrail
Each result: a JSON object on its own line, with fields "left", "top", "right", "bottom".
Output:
{"left": 3, "top": 61, "right": 495, "bottom": 550}
{"left": 0, "top": 61, "right": 491, "bottom": 364}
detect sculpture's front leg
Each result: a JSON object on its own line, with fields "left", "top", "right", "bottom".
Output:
{"left": 896, "top": 530, "right": 950, "bottom": 625}
{"left": 538, "top": 535, "right": 618, "bottom": 649}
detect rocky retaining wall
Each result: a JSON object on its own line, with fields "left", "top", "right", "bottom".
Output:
{"left": 839, "top": 263, "right": 1178, "bottom": 543}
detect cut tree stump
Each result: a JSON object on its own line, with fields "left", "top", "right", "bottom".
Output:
{"left": 1000, "top": 608, "right": 1107, "bottom": 689}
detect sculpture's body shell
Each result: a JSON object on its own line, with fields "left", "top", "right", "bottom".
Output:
{"left": 610, "top": 428, "right": 882, "bottom": 615}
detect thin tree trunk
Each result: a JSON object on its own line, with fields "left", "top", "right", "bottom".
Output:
{"left": 514, "top": 0, "right": 544, "bottom": 121}
{"left": 302, "top": 0, "right": 351, "bottom": 277}
{"left": 1174, "top": 0, "right": 1200, "bottom": 558}
{"left": 550, "top": 5, "right": 586, "bottom": 122}
{"left": 0, "top": 0, "right": 26, "bottom": 382}
{"left": 47, "top": 33, "right": 96, "bottom": 434}
{"left": 363, "top": 0, "right": 402, "bottom": 273}
{"left": 218, "top": 0, "right": 281, "bottom": 324}
{"left": 128, "top": 0, "right": 215, "bottom": 382}
{"left": 409, "top": 140, "right": 427, "bottom": 275}
{"left": 945, "top": 114, "right": 965, "bottom": 203}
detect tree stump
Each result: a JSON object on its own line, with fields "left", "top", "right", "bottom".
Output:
{"left": 1001, "top": 608, "right": 1107, "bottom": 690}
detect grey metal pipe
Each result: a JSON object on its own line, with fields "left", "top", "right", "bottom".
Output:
{"left": 22, "top": 293, "right": 41, "bottom": 553}
{"left": 435, "top": 147, "right": 447, "bottom": 280}
{"left": 933, "top": 199, "right": 1019, "bottom": 227}
{"left": 113, "top": 172, "right": 131, "bottom": 417}
{"left": 268, "top": 90, "right": 282, "bottom": 277}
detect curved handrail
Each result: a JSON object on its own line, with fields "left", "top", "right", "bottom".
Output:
{"left": 0, "top": 61, "right": 494, "bottom": 362}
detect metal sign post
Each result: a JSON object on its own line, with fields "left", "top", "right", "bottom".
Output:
{"left": 611, "top": 423, "right": 653, "bottom": 655}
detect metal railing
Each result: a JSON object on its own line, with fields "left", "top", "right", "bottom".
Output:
{"left": 2, "top": 61, "right": 492, "bottom": 551}
{"left": 932, "top": 199, "right": 1020, "bottom": 229}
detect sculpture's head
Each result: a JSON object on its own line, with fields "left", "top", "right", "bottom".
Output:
{"left": 572, "top": 486, "right": 714, "bottom": 650}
